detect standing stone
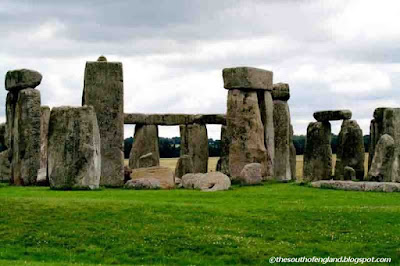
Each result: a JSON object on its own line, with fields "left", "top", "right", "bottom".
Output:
{"left": 0, "top": 150, "right": 10, "bottom": 182}
{"left": 138, "top": 153, "right": 158, "bottom": 168}
{"left": 273, "top": 95, "right": 292, "bottom": 181}
{"left": 257, "top": 90, "right": 274, "bottom": 178}
{"left": 83, "top": 56, "right": 124, "bottom": 187}
{"left": 175, "top": 155, "right": 193, "bottom": 178}
{"left": 367, "top": 134, "right": 395, "bottom": 182}
{"left": 303, "top": 122, "right": 332, "bottom": 181}
{"left": 290, "top": 124, "right": 297, "bottom": 181}
{"left": 369, "top": 108, "right": 387, "bottom": 168}
{"left": 37, "top": 106, "right": 50, "bottom": 185}
{"left": 335, "top": 120, "right": 365, "bottom": 180}
{"left": 382, "top": 108, "right": 400, "bottom": 182}
{"left": 368, "top": 119, "right": 376, "bottom": 170}
{"left": 226, "top": 89, "right": 266, "bottom": 179}
{"left": 129, "top": 124, "right": 160, "bottom": 169}
{"left": 180, "top": 123, "right": 209, "bottom": 173}
{"left": 5, "top": 92, "right": 17, "bottom": 164}
{"left": 48, "top": 106, "right": 101, "bottom": 190}
{"left": 12, "top": 88, "right": 41, "bottom": 185}
{"left": 216, "top": 125, "right": 230, "bottom": 176}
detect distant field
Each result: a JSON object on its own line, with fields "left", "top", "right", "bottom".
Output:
{"left": 126, "top": 154, "right": 370, "bottom": 179}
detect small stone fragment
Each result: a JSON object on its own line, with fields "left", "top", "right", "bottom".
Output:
{"left": 124, "top": 178, "right": 160, "bottom": 190}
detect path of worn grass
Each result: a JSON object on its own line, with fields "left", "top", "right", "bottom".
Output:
{"left": 0, "top": 182, "right": 399, "bottom": 265}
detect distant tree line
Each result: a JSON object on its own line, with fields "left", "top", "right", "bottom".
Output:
{"left": 124, "top": 134, "right": 371, "bottom": 158}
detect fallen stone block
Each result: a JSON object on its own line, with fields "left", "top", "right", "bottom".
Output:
{"left": 125, "top": 178, "right": 160, "bottom": 190}
{"left": 130, "top": 166, "right": 175, "bottom": 189}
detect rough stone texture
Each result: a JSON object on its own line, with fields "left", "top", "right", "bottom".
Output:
{"left": 303, "top": 122, "right": 332, "bottom": 181}
{"left": 48, "top": 106, "right": 101, "bottom": 190}
{"left": 258, "top": 90, "right": 274, "bottom": 178}
{"left": 239, "top": 163, "right": 263, "bottom": 185}
{"left": 12, "top": 88, "right": 41, "bottom": 186}
{"left": 124, "top": 178, "right": 160, "bottom": 190}
{"left": 0, "top": 150, "right": 10, "bottom": 182}
{"left": 83, "top": 59, "right": 124, "bottom": 187}
{"left": 313, "top": 110, "right": 352, "bottom": 122}
{"left": 0, "top": 123, "right": 6, "bottom": 148}
{"left": 223, "top": 67, "right": 273, "bottom": 91}
{"left": 367, "top": 134, "right": 395, "bottom": 182}
{"left": 344, "top": 166, "right": 356, "bottom": 181}
{"left": 175, "top": 155, "right": 193, "bottom": 178}
{"left": 175, "top": 177, "right": 182, "bottom": 188}
{"left": 216, "top": 125, "right": 230, "bottom": 176}
{"left": 381, "top": 108, "right": 400, "bottom": 182}
{"left": 182, "top": 172, "right": 231, "bottom": 191}
{"left": 138, "top": 153, "right": 158, "bottom": 168}
{"left": 36, "top": 168, "right": 47, "bottom": 186}
{"left": 180, "top": 124, "right": 209, "bottom": 173}
{"left": 38, "top": 106, "right": 50, "bottom": 185}
{"left": 124, "top": 113, "right": 226, "bottom": 125}
{"left": 129, "top": 124, "right": 160, "bottom": 169}
{"left": 271, "top": 83, "right": 290, "bottom": 101}
{"left": 290, "top": 124, "right": 297, "bottom": 181}
{"left": 6, "top": 91, "right": 17, "bottom": 163}
{"left": 130, "top": 166, "right": 175, "bottom": 189}
{"left": 311, "top": 180, "right": 400, "bottom": 192}
{"left": 226, "top": 89, "right": 267, "bottom": 179}
{"left": 335, "top": 120, "right": 365, "bottom": 180}
{"left": 273, "top": 100, "right": 292, "bottom": 181}
{"left": 5, "top": 69, "right": 42, "bottom": 91}
{"left": 368, "top": 119, "right": 376, "bottom": 170}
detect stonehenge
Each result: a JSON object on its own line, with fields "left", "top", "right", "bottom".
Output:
{"left": 1, "top": 60, "right": 300, "bottom": 189}
{"left": 83, "top": 56, "right": 124, "bottom": 187}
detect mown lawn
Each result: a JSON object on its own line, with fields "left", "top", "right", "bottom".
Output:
{"left": 0, "top": 182, "right": 400, "bottom": 265}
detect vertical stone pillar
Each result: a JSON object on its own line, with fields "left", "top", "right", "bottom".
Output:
{"left": 129, "top": 124, "right": 160, "bottom": 169}
{"left": 216, "top": 125, "right": 230, "bottom": 176}
{"left": 272, "top": 83, "right": 292, "bottom": 181}
{"left": 0, "top": 123, "right": 10, "bottom": 182}
{"left": 258, "top": 90, "right": 275, "bottom": 178}
{"left": 48, "top": 106, "right": 101, "bottom": 190}
{"left": 223, "top": 67, "right": 272, "bottom": 179}
{"left": 37, "top": 106, "right": 50, "bottom": 185}
{"left": 180, "top": 123, "right": 208, "bottom": 173}
{"left": 367, "top": 134, "right": 395, "bottom": 182}
{"left": 5, "top": 69, "right": 42, "bottom": 186}
{"left": 290, "top": 124, "right": 297, "bottom": 181}
{"left": 368, "top": 108, "right": 387, "bottom": 170}
{"left": 335, "top": 120, "right": 365, "bottom": 180}
{"left": 368, "top": 119, "right": 376, "bottom": 170}
{"left": 83, "top": 56, "right": 124, "bottom": 186}
{"left": 382, "top": 108, "right": 400, "bottom": 182}
{"left": 303, "top": 122, "right": 332, "bottom": 181}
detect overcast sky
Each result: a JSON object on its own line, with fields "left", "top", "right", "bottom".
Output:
{"left": 1, "top": 0, "right": 400, "bottom": 139}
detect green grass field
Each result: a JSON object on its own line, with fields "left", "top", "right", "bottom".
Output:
{"left": 1, "top": 180, "right": 400, "bottom": 265}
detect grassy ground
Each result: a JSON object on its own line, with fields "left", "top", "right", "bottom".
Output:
{"left": 1, "top": 183, "right": 399, "bottom": 265}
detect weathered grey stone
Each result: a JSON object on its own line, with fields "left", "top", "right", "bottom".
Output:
{"left": 368, "top": 119, "right": 376, "bottom": 170}
{"left": 180, "top": 123, "right": 209, "bottom": 173}
{"left": 83, "top": 58, "right": 124, "bottom": 187}
{"left": 129, "top": 125, "right": 159, "bottom": 169}
{"left": 367, "top": 134, "right": 395, "bottom": 182}
{"left": 5, "top": 91, "right": 17, "bottom": 163}
{"left": 381, "top": 108, "right": 400, "bottom": 182}
{"left": 0, "top": 150, "right": 10, "bottom": 182}
{"left": 182, "top": 172, "right": 231, "bottom": 191}
{"left": 311, "top": 180, "right": 400, "bottom": 192}
{"left": 97, "top": 55, "right": 107, "bottom": 62}
{"left": 373, "top": 107, "right": 389, "bottom": 122}
{"left": 223, "top": 67, "right": 273, "bottom": 91}
{"left": 290, "top": 124, "right": 297, "bottom": 181}
{"left": 313, "top": 110, "right": 352, "bottom": 122}
{"left": 303, "top": 122, "right": 332, "bottom": 181}
{"left": 273, "top": 100, "right": 292, "bottom": 181}
{"left": 124, "top": 178, "right": 160, "bottom": 190}
{"left": 335, "top": 120, "right": 365, "bottom": 180}
{"left": 38, "top": 106, "right": 50, "bottom": 185}
{"left": 12, "top": 88, "right": 41, "bottom": 186}
{"left": 48, "top": 106, "right": 101, "bottom": 190}
{"left": 36, "top": 168, "right": 47, "bottom": 186}
{"left": 239, "top": 163, "right": 263, "bottom": 185}
{"left": 5, "top": 69, "right": 42, "bottom": 91}
{"left": 124, "top": 113, "right": 226, "bottom": 125}
{"left": 226, "top": 89, "right": 267, "bottom": 179}
{"left": 138, "top": 153, "right": 158, "bottom": 168}
{"left": 216, "top": 125, "right": 230, "bottom": 176}
{"left": 258, "top": 90, "right": 274, "bottom": 178}
{"left": 130, "top": 166, "right": 175, "bottom": 189}
{"left": 344, "top": 166, "right": 356, "bottom": 181}
{"left": 0, "top": 123, "right": 6, "bottom": 148}
{"left": 129, "top": 124, "right": 160, "bottom": 169}
{"left": 175, "top": 177, "right": 182, "bottom": 188}
{"left": 271, "top": 83, "right": 290, "bottom": 101}
{"left": 175, "top": 155, "right": 193, "bottom": 178}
